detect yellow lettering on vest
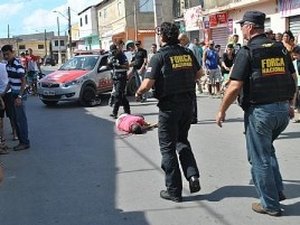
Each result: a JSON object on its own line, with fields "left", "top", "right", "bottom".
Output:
{"left": 261, "top": 57, "right": 285, "bottom": 76}
{"left": 170, "top": 57, "right": 174, "bottom": 64}
{"left": 170, "top": 54, "right": 193, "bottom": 69}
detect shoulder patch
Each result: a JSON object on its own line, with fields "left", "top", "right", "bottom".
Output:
{"left": 261, "top": 43, "right": 274, "bottom": 48}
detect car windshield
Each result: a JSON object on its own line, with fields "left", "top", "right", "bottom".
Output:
{"left": 59, "top": 55, "right": 99, "bottom": 71}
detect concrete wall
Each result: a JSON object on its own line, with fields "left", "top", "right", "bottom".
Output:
{"left": 228, "top": 0, "right": 286, "bottom": 44}
{"left": 0, "top": 38, "right": 51, "bottom": 57}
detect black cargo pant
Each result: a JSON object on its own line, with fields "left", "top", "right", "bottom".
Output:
{"left": 112, "top": 72, "right": 130, "bottom": 115}
{"left": 158, "top": 94, "right": 200, "bottom": 197}
{"left": 192, "top": 91, "right": 198, "bottom": 121}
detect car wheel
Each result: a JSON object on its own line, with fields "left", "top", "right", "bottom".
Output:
{"left": 79, "top": 86, "right": 97, "bottom": 106}
{"left": 42, "top": 100, "right": 58, "bottom": 106}
{"left": 126, "top": 76, "right": 137, "bottom": 96}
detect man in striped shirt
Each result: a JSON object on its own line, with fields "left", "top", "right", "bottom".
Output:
{"left": 1, "top": 45, "right": 30, "bottom": 151}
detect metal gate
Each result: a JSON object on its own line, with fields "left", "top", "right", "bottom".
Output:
{"left": 289, "top": 16, "right": 300, "bottom": 39}
{"left": 212, "top": 27, "right": 228, "bottom": 52}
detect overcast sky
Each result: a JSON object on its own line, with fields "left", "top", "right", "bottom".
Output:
{"left": 0, "top": 0, "right": 101, "bottom": 38}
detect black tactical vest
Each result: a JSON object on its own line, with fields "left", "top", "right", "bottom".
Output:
{"left": 246, "top": 42, "right": 295, "bottom": 105}
{"left": 153, "top": 45, "right": 196, "bottom": 99}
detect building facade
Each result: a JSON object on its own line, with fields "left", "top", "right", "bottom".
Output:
{"left": 51, "top": 36, "right": 68, "bottom": 64}
{"left": 0, "top": 32, "right": 55, "bottom": 58}
{"left": 78, "top": 5, "right": 100, "bottom": 50}
{"left": 202, "top": 0, "right": 300, "bottom": 50}
{"left": 97, "top": 0, "right": 157, "bottom": 51}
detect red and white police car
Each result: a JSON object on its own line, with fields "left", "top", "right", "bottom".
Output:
{"left": 37, "top": 52, "right": 113, "bottom": 106}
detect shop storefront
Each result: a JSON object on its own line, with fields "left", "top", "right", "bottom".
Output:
{"left": 289, "top": 15, "right": 300, "bottom": 39}
{"left": 279, "top": 0, "right": 300, "bottom": 40}
{"left": 205, "top": 12, "right": 228, "bottom": 52}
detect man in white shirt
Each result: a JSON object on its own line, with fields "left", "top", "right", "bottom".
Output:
{"left": 0, "top": 51, "right": 9, "bottom": 154}
{"left": 0, "top": 59, "right": 8, "bottom": 94}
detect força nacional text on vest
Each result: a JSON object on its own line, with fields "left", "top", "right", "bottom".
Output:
{"left": 261, "top": 57, "right": 285, "bottom": 75}
{"left": 170, "top": 55, "right": 192, "bottom": 69}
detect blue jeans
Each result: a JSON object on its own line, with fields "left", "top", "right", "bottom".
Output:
{"left": 12, "top": 96, "right": 30, "bottom": 146}
{"left": 133, "top": 69, "right": 142, "bottom": 88}
{"left": 244, "top": 102, "right": 289, "bottom": 212}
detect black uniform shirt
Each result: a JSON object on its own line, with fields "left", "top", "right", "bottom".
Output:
{"left": 231, "top": 34, "right": 295, "bottom": 82}
{"left": 230, "top": 34, "right": 295, "bottom": 108}
{"left": 133, "top": 48, "right": 147, "bottom": 69}
{"left": 221, "top": 52, "right": 235, "bottom": 74}
{"left": 145, "top": 44, "right": 201, "bottom": 105}
{"left": 145, "top": 45, "right": 201, "bottom": 81}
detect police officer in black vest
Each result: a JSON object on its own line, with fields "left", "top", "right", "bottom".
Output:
{"left": 216, "top": 11, "right": 297, "bottom": 216}
{"left": 108, "top": 43, "right": 130, "bottom": 118}
{"left": 135, "top": 22, "right": 204, "bottom": 202}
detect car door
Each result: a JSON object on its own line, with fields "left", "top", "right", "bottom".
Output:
{"left": 96, "top": 55, "right": 113, "bottom": 93}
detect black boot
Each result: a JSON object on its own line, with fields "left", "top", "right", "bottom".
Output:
{"left": 160, "top": 190, "right": 182, "bottom": 202}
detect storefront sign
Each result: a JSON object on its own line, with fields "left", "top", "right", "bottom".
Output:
{"left": 209, "top": 12, "right": 228, "bottom": 27}
{"left": 209, "top": 15, "right": 218, "bottom": 27}
{"left": 184, "top": 6, "right": 204, "bottom": 31}
{"left": 217, "top": 13, "right": 227, "bottom": 24}
{"left": 203, "top": 21, "right": 209, "bottom": 29}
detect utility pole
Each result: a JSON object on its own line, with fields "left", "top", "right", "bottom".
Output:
{"left": 7, "top": 24, "right": 10, "bottom": 38}
{"left": 68, "top": 6, "right": 72, "bottom": 58}
{"left": 44, "top": 29, "right": 47, "bottom": 56}
{"left": 133, "top": 0, "right": 138, "bottom": 41}
{"left": 57, "top": 16, "right": 62, "bottom": 65}
{"left": 153, "top": 0, "right": 163, "bottom": 47}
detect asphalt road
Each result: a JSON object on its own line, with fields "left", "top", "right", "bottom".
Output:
{"left": 0, "top": 90, "right": 299, "bottom": 225}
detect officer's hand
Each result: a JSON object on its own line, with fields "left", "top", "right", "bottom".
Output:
{"left": 216, "top": 111, "right": 226, "bottom": 127}
{"left": 289, "top": 106, "right": 295, "bottom": 119}
{"left": 135, "top": 92, "right": 142, "bottom": 102}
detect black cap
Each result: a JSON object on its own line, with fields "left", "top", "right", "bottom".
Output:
{"left": 110, "top": 44, "right": 117, "bottom": 51}
{"left": 237, "top": 11, "right": 266, "bottom": 28}
{"left": 227, "top": 43, "right": 234, "bottom": 49}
